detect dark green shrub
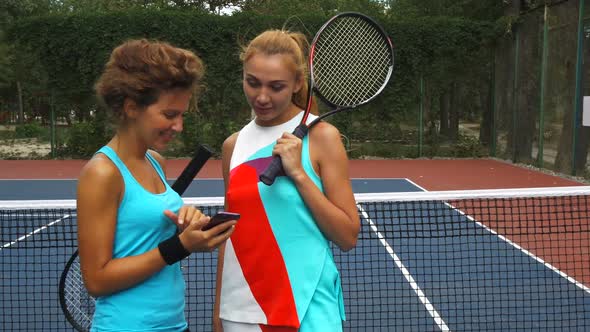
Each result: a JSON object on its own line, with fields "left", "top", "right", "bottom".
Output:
{"left": 62, "top": 119, "right": 110, "bottom": 158}
{"left": 449, "top": 134, "right": 488, "bottom": 158}
{"left": 14, "top": 122, "right": 44, "bottom": 139}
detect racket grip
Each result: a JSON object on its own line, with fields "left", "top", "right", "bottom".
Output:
{"left": 259, "top": 156, "right": 284, "bottom": 186}
{"left": 259, "top": 124, "right": 308, "bottom": 186}
{"left": 171, "top": 144, "right": 214, "bottom": 195}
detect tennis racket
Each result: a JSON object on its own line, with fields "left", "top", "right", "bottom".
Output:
{"left": 259, "top": 12, "right": 394, "bottom": 185}
{"left": 59, "top": 144, "right": 214, "bottom": 332}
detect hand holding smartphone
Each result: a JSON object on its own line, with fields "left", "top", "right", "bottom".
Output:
{"left": 202, "top": 211, "right": 240, "bottom": 231}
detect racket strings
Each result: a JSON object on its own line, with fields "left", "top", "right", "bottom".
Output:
{"left": 65, "top": 259, "right": 94, "bottom": 328}
{"left": 313, "top": 16, "right": 392, "bottom": 107}
{"left": 322, "top": 20, "right": 388, "bottom": 73}
{"left": 321, "top": 21, "right": 390, "bottom": 102}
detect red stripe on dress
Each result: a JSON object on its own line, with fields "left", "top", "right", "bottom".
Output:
{"left": 226, "top": 164, "right": 299, "bottom": 327}
{"left": 259, "top": 324, "right": 298, "bottom": 332}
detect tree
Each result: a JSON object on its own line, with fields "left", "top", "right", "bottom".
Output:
{"left": 0, "top": 31, "right": 13, "bottom": 89}
{"left": 1, "top": 0, "right": 52, "bottom": 28}
{"left": 1, "top": 0, "right": 240, "bottom": 18}
{"left": 386, "top": 0, "right": 504, "bottom": 21}
{"left": 0, "top": 0, "right": 52, "bottom": 124}
{"left": 238, "top": 0, "right": 386, "bottom": 18}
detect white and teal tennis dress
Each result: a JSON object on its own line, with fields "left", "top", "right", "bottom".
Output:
{"left": 220, "top": 111, "right": 346, "bottom": 331}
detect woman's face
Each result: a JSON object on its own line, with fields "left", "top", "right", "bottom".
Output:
{"left": 243, "top": 53, "right": 302, "bottom": 126}
{"left": 131, "top": 88, "right": 192, "bottom": 151}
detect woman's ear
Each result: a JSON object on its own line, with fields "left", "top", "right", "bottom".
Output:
{"left": 123, "top": 98, "right": 139, "bottom": 120}
{"left": 294, "top": 75, "right": 304, "bottom": 94}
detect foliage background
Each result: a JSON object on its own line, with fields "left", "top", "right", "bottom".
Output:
{"left": 3, "top": 8, "right": 497, "bottom": 157}
{"left": 1, "top": 0, "right": 588, "bottom": 178}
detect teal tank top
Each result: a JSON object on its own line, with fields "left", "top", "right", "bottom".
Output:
{"left": 90, "top": 146, "right": 187, "bottom": 332}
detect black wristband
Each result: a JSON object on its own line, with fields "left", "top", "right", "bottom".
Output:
{"left": 158, "top": 234, "right": 190, "bottom": 265}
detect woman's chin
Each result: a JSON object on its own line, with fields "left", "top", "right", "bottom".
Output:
{"left": 254, "top": 109, "right": 274, "bottom": 119}
{"left": 151, "top": 141, "right": 169, "bottom": 152}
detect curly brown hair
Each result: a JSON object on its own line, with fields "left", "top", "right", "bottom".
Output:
{"left": 95, "top": 39, "right": 205, "bottom": 120}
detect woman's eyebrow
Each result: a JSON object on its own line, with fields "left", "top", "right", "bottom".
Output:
{"left": 245, "top": 74, "right": 287, "bottom": 84}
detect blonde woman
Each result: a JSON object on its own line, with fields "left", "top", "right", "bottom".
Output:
{"left": 213, "top": 30, "right": 360, "bottom": 332}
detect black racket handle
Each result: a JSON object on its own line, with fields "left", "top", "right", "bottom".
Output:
{"left": 259, "top": 124, "right": 309, "bottom": 186}
{"left": 171, "top": 144, "right": 214, "bottom": 195}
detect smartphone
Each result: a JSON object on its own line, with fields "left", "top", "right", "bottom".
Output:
{"left": 202, "top": 211, "right": 240, "bottom": 231}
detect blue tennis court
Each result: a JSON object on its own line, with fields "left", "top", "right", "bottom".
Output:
{"left": 0, "top": 178, "right": 422, "bottom": 200}
{"left": 1, "top": 179, "right": 589, "bottom": 331}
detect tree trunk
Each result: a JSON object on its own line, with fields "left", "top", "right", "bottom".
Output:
{"left": 38, "top": 97, "right": 51, "bottom": 126}
{"left": 554, "top": 0, "right": 579, "bottom": 174}
{"left": 509, "top": 0, "right": 520, "bottom": 13}
{"left": 421, "top": 79, "right": 432, "bottom": 135}
{"left": 555, "top": 85, "right": 574, "bottom": 173}
{"left": 479, "top": 78, "right": 493, "bottom": 147}
{"left": 439, "top": 89, "right": 450, "bottom": 137}
{"left": 513, "top": 11, "right": 542, "bottom": 164}
{"left": 494, "top": 0, "right": 520, "bottom": 159}
{"left": 494, "top": 34, "right": 515, "bottom": 158}
{"left": 449, "top": 82, "right": 459, "bottom": 142}
{"left": 16, "top": 81, "right": 24, "bottom": 124}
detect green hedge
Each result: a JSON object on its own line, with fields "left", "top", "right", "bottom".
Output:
{"left": 6, "top": 10, "right": 498, "bottom": 158}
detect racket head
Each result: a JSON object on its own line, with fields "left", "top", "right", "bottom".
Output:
{"left": 59, "top": 250, "right": 94, "bottom": 332}
{"left": 310, "top": 12, "right": 394, "bottom": 110}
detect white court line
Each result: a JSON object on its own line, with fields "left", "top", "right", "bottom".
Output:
{"left": 349, "top": 177, "right": 409, "bottom": 180}
{"left": 358, "top": 204, "right": 451, "bottom": 332}
{"left": 403, "top": 178, "right": 429, "bottom": 192}
{"left": 0, "top": 214, "right": 71, "bottom": 251}
{"left": 445, "top": 202, "right": 590, "bottom": 294}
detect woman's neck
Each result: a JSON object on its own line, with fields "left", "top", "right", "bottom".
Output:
{"left": 108, "top": 130, "right": 148, "bottom": 161}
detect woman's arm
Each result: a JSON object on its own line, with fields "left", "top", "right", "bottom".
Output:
{"left": 213, "top": 132, "right": 238, "bottom": 332}
{"left": 77, "top": 156, "right": 233, "bottom": 297}
{"left": 77, "top": 157, "right": 169, "bottom": 297}
{"left": 273, "top": 122, "right": 360, "bottom": 251}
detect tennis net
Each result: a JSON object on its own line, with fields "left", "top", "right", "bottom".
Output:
{"left": 1, "top": 186, "right": 589, "bottom": 331}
